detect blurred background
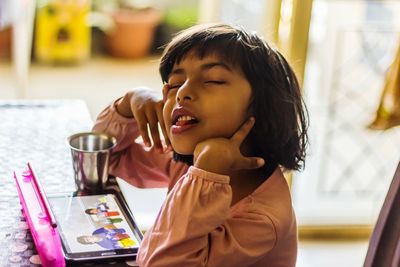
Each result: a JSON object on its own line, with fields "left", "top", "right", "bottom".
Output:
{"left": 1, "top": 0, "right": 400, "bottom": 266}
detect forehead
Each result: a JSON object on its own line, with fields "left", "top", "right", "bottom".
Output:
{"left": 171, "top": 49, "right": 241, "bottom": 73}
{"left": 176, "top": 49, "right": 221, "bottom": 64}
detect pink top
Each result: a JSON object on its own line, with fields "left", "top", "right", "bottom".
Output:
{"left": 93, "top": 100, "right": 298, "bottom": 267}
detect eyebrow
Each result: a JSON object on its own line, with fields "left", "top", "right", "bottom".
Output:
{"left": 169, "top": 62, "right": 233, "bottom": 77}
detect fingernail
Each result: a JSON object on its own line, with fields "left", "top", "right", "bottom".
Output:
{"left": 258, "top": 158, "right": 265, "bottom": 166}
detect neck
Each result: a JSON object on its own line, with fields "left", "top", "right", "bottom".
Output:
{"left": 228, "top": 168, "right": 264, "bottom": 186}
{"left": 228, "top": 167, "right": 267, "bottom": 206}
{"left": 227, "top": 139, "right": 270, "bottom": 206}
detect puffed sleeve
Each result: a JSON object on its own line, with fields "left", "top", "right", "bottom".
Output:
{"left": 92, "top": 99, "right": 188, "bottom": 188}
{"left": 137, "top": 166, "right": 277, "bottom": 267}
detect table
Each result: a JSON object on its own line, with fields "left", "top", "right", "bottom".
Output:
{"left": 0, "top": 100, "right": 138, "bottom": 266}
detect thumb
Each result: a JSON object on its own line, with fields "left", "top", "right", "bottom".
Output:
{"left": 236, "top": 157, "right": 265, "bottom": 170}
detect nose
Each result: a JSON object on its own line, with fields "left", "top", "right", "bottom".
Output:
{"left": 176, "top": 81, "right": 195, "bottom": 104}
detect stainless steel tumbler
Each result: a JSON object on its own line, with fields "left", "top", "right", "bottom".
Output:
{"left": 68, "top": 132, "right": 117, "bottom": 192}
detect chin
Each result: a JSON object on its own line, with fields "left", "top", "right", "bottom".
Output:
{"left": 171, "top": 141, "right": 196, "bottom": 155}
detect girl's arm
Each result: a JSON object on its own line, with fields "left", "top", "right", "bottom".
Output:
{"left": 137, "top": 118, "right": 277, "bottom": 266}
{"left": 92, "top": 94, "right": 186, "bottom": 188}
{"left": 136, "top": 167, "right": 277, "bottom": 267}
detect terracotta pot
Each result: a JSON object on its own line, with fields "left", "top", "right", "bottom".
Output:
{"left": 0, "top": 27, "right": 12, "bottom": 59}
{"left": 106, "top": 8, "right": 161, "bottom": 58}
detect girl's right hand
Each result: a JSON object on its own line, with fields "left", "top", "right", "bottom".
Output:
{"left": 116, "top": 87, "right": 171, "bottom": 153}
{"left": 193, "top": 117, "right": 264, "bottom": 175}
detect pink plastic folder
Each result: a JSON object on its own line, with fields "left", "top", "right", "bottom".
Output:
{"left": 14, "top": 163, "right": 65, "bottom": 267}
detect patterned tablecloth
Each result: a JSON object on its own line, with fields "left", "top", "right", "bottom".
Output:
{"left": 0, "top": 101, "right": 137, "bottom": 267}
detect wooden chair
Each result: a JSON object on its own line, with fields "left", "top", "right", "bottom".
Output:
{"left": 363, "top": 162, "right": 400, "bottom": 267}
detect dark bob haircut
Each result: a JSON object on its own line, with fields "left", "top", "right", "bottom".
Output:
{"left": 159, "top": 23, "right": 309, "bottom": 171}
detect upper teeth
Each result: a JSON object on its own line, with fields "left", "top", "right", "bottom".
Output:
{"left": 177, "top": 115, "right": 196, "bottom": 121}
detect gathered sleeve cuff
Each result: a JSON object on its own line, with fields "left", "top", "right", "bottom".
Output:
{"left": 92, "top": 99, "right": 188, "bottom": 188}
{"left": 92, "top": 98, "right": 140, "bottom": 154}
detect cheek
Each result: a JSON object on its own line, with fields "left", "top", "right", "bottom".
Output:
{"left": 217, "top": 99, "right": 251, "bottom": 133}
{"left": 219, "top": 97, "right": 250, "bottom": 120}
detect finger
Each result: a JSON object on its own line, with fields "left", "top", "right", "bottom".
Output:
{"left": 235, "top": 157, "right": 265, "bottom": 170}
{"left": 231, "top": 117, "right": 255, "bottom": 145}
{"left": 132, "top": 109, "right": 151, "bottom": 147}
{"left": 146, "top": 108, "right": 163, "bottom": 152}
{"left": 155, "top": 102, "right": 171, "bottom": 151}
{"left": 162, "top": 83, "right": 169, "bottom": 103}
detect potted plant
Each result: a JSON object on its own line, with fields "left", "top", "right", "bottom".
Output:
{"left": 0, "top": 26, "right": 12, "bottom": 60}
{"left": 92, "top": 0, "right": 162, "bottom": 58}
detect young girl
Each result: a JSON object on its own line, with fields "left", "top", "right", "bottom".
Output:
{"left": 93, "top": 23, "right": 308, "bottom": 267}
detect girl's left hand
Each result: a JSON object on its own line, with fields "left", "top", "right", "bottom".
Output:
{"left": 193, "top": 117, "right": 265, "bottom": 175}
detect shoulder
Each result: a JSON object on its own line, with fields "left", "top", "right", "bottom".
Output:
{"left": 243, "top": 168, "right": 297, "bottom": 239}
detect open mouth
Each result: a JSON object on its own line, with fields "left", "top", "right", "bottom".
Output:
{"left": 173, "top": 115, "right": 199, "bottom": 126}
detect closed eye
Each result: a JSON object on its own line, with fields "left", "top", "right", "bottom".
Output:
{"left": 205, "top": 81, "right": 226, "bottom": 85}
{"left": 168, "top": 84, "right": 182, "bottom": 90}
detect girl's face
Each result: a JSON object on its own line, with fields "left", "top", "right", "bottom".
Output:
{"left": 163, "top": 51, "right": 252, "bottom": 155}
